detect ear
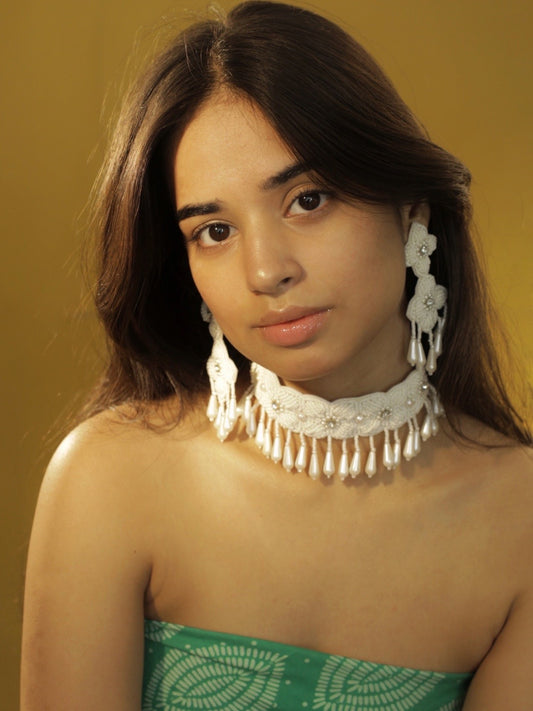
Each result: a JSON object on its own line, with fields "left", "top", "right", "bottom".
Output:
{"left": 400, "top": 202, "right": 431, "bottom": 242}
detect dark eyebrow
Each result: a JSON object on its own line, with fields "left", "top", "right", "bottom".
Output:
{"left": 260, "top": 162, "right": 309, "bottom": 191}
{"left": 176, "top": 201, "right": 221, "bottom": 224}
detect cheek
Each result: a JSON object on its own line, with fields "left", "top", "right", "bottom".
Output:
{"left": 189, "top": 265, "right": 244, "bottom": 339}
{"left": 325, "top": 232, "right": 406, "bottom": 300}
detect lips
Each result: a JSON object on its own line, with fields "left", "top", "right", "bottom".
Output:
{"left": 256, "top": 307, "right": 330, "bottom": 347}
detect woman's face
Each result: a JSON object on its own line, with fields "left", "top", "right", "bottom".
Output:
{"left": 174, "top": 91, "right": 418, "bottom": 400}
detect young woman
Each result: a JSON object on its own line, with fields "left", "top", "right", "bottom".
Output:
{"left": 21, "top": 2, "right": 532, "bottom": 709}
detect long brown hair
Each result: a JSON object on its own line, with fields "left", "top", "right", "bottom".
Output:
{"left": 84, "top": 0, "right": 531, "bottom": 443}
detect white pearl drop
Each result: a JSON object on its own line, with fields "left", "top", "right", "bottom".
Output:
{"left": 426, "top": 347, "right": 437, "bottom": 375}
{"left": 434, "top": 329, "right": 443, "bottom": 356}
{"left": 349, "top": 450, "right": 361, "bottom": 477}
{"left": 246, "top": 411, "right": 257, "bottom": 437}
{"left": 295, "top": 443, "right": 307, "bottom": 472}
{"left": 407, "top": 336, "right": 418, "bottom": 365}
{"left": 282, "top": 440, "right": 294, "bottom": 471}
{"left": 413, "top": 429, "right": 421, "bottom": 455}
{"left": 271, "top": 435, "right": 282, "bottom": 463}
{"left": 323, "top": 450, "right": 335, "bottom": 478}
{"left": 365, "top": 450, "right": 377, "bottom": 477}
{"left": 383, "top": 441, "right": 394, "bottom": 470}
{"left": 403, "top": 431, "right": 415, "bottom": 460}
{"left": 207, "top": 394, "right": 218, "bottom": 422}
{"left": 262, "top": 428, "right": 272, "bottom": 457}
{"left": 338, "top": 452, "right": 349, "bottom": 480}
{"left": 393, "top": 441, "right": 401, "bottom": 467}
{"left": 309, "top": 452, "right": 320, "bottom": 480}
{"left": 417, "top": 341, "right": 426, "bottom": 366}
{"left": 421, "top": 414, "right": 433, "bottom": 441}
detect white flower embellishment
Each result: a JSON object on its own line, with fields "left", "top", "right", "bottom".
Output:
{"left": 405, "top": 222, "right": 437, "bottom": 277}
{"left": 406, "top": 274, "right": 447, "bottom": 334}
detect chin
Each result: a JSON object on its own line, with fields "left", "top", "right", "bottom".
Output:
{"left": 256, "top": 352, "right": 343, "bottom": 388}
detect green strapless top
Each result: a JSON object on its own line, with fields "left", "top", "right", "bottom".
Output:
{"left": 143, "top": 619, "right": 473, "bottom": 710}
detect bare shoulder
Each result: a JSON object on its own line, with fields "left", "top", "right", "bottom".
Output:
{"left": 441, "top": 415, "right": 533, "bottom": 575}
{"left": 44, "top": 399, "right": 208, "bottom": 502}
{"left": 449, "top": 414, "right": 533, "bottom": 488}
{"left": 450, "top": 421, "right": 533, "bottom": 708}
{"left": 21, "top": 399, "right": 209, "bottom": 710}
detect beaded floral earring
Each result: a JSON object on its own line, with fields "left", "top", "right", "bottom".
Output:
{"left": 405, "top": 222, "right": 447, "bottom": 375}
{"left": 202, "top": 302, "right": 239, "bottom": 440}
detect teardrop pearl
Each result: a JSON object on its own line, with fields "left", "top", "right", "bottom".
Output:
{"left": 223, "top": 408, "right": 234, "bottom": 435}
{"left": 309, "top": 451, "right": 320, "bottom": 480}
{"left": 421, "top": 413, "right": 433, "bottom": 441}
{"left": 434, "top": 328, "right": 443, "bottom": 356}
{"left": 433, "top": 398, "right": 444, "bottom": 417}
{"left": 349, "top": 450, "right": 361, "bottom": 477}
{"left": 228, "top": 397, "right": 237, "bottom": 424}
{"left": 403, "top": 431, "right": 415, "bottom": 460}
{"left": 246, "top": 410, "right": 257, "bottom": 437}
{"left": 255, "top": 416, "right": 265, "bottom": 448}
{"left": 282, "top": 437, "right": 294, "bottom": 471}
{"left": 383, "top": 441, "right": 394, "bottom": 470}
{"left": 431, "top": 418, "right": 439, "bottom": 436}
{"left": 271, "top": 434, "right": 282, "bottom": 463}
{"left": 365, "top": 449, "right": 377, "bottom": 477}
{"left": 426, "top": 346, "right": 437, "bottom": 375}
{"left": 416, "top": 341, "right": 426, "bottom": 366}
{"left": 393, "top": 439, "right": 401, "bottom": 468}
{"left": 413, "top": 429, "right": 421, "bottom": 455}
{"left": 207, "top": 394, "right": 218, "bottom": 422}
{"left": 338, "top": 451, "right": 349, "bottom": 480}
{"left": 295, "top": 442, "right": 307, "bottom": 472}
{"left": 407, "top": 336, "right": 418, "bottom": 365}
{"left": 323, "top": 450, "right": 335, "bottom": 478}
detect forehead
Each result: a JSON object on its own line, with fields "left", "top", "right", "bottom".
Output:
{"left": 173, "top": 91, "right": 296, "bottom": 202}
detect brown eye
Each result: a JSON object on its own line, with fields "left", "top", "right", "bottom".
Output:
{"left": 288, "top": 190, "right": 330, "bottom": 217}
{"left": 208, "top": 224, "right": 231, "bottom": 241}
{"left": 194, "top": 222, "right": 236, "bottom": 247}
{"left": 298, "top": 192, "right": 321, "bottom": 211}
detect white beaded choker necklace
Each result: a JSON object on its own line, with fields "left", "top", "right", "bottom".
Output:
{"left": 203, "top": 222, "right": 447, "bottom": 481}
{"left": 207, "top": 361, "right": 443, "bottom": 480}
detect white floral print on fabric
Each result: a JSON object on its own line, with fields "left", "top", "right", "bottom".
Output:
{"left": 311, "top": 656, "right": 441, "bottom": 711}
{"left": 436, "top": 700, "right": 465, "bottom": 711}
{"left": 406, "top": 275, "right": 447, "bottom": 335}
{"left": 145, "top": 620, "right": 185, "bottom": 643}
{"left": 405, "top": 223, "right": 437, "bottom": 277}
{"left": 143, "top": 643, "right": 287, "bottom": 711}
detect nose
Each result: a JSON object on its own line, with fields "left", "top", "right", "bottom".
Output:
{"left": 243, "top": 224, "right": 304, "bottom": 296}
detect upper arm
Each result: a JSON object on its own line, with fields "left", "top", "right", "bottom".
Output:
{"left": 21, "top": 422, "right": 153, "bottom": 711}
{"left": 463, "top": 590, "right": 533, "bottom": 711}
{"left": 463, "top": 452, "right": 533, "bottom": 711}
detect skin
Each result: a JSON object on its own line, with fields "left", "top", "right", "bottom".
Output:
{"left": 21, "top": 91, "right": 533, "bottom": 710}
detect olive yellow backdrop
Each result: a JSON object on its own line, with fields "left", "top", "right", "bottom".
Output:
{"left": 2, "top": 0, "right": 531, "bottom": 707}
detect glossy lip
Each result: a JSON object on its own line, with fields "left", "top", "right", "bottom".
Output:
{"left": 255, "top": 306, "right": 327, "bottom": 328}
{"left": 255, "top": 307, "right": 331, "bottom": 347}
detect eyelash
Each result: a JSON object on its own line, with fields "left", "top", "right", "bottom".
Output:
{"left": 189, "top": 188, "right": 333, "bottom": 247}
